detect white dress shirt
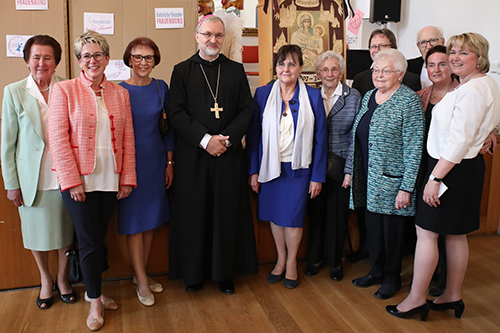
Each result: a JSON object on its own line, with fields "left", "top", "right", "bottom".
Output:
{"left": 427, "top": 75, "right": 500, "bottom": 163}
{"left": 321, "top": 82, "right": 342, "bottom": 116}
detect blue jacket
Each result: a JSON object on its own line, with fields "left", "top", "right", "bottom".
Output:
{"left": 247, "top": 82, "right": 327, "bottom": 183}
{"left": 349, "top": 85, "right": 425, "bottom": 216}
{"left": 324, "top": 82, "right": 361, "bottom": 174}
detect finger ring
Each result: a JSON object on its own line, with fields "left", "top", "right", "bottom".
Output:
{"left": 403, "top": 205, "right": 407, "bottom": 208}
{"left": 217, "top": 154, "right": 221, "bottom": 157}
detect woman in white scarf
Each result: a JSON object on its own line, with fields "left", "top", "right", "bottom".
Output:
{"left": 247, "top": 45, "right": 327, "bottom": 289}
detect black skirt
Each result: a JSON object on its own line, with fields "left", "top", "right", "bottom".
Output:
{"left": 415, "top": 154, "right": 485, "bottom": 235}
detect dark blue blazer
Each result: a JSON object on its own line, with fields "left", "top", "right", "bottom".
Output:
{"left": 247, "top": 82, "right": 327, "bottom": 183}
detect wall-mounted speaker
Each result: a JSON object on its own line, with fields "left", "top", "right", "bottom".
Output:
{"left": 369, "top": 0, "right": 402, "bottom": 23}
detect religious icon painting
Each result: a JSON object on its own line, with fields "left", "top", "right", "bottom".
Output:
{"left": 267, "top": 0, "right": 345, "bottom": 85}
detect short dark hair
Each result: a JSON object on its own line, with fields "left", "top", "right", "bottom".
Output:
{"left": 23, "top": 35, "right": 62, "bottom": 65}
{"left": 368, "top": 29, "right": 397, "bottom": 49}
{"left": 425, "top": 45, "right": 447, "bottom": 63}
{"left": 274, "top": 44, "right": 303, "bottom": 68}
{"left": 123, "top": 37, "right": 161, "bottom": 67}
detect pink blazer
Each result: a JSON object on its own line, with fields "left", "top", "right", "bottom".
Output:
{"left": 49, "top": 72, "right": 137, "bottom": 191}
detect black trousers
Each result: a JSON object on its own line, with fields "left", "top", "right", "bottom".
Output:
{"left": 307, "top": 178, "right": 350, "bottom": 269}
{"left": 365, "top": 210, "right": 407, "bottom": 285}
{"left": 62, "top": 191, "right": 117, "bottom": 298}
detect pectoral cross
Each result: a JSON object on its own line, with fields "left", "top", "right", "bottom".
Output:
{"left": 211, "top": 102, "right": 223, "bottom": 119}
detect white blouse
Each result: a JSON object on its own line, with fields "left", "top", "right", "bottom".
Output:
{"left": 427, "top": 75, "right": 500, "bottom": 163}
{"left": 279, "top": 103, "right": 294, "bottom": 162}
{"left": 82, "top": 95, "right": 120, "bottom": 192}
{"left": 26, "top": 74, "right": 59, "bottom": 191}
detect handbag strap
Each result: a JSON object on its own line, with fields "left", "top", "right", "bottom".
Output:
{"left": 156, "top": 79, "right": 167, "bottom": 120}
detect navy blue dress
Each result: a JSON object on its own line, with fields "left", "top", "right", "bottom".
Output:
{"left": 118, "top": 79, "right": 175, "bottom": 235}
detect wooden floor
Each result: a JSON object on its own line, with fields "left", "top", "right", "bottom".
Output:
{"left": 2, "top": 234, "right": 500, "bottom": 333}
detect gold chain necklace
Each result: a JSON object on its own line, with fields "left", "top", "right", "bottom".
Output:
{"left": 199, "top": 64, "right": 223, "bottom": 119}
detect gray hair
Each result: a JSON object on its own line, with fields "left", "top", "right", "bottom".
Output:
{"left": 314, "top": 51, "right": 345, "bottom": 75}
{"left": 196, "top": 15, "right": 225, "bottom": 34}
{"left": 373, "top": 49, "right": 407, "bottom": 73}
{"left": 73, "top": 30, "right": 110, "bottom": 59}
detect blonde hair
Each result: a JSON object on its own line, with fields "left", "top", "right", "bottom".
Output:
{"left": 447, "top": 32, "right": 490, "bottom": 73}
{"left": 73, "top": 30, "right": 110, "bottom": 59}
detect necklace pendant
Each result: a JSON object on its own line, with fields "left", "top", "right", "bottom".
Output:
{"left": 211, "top": 102, "right": 223, "bottom": 119}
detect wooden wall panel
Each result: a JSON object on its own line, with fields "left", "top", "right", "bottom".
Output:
{"left": 67, "top": 0, "right": 198, "bottom": 83}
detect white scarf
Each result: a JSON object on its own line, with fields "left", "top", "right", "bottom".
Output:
{"left": 259, "top": 78, "right": 315, "bottom": 183}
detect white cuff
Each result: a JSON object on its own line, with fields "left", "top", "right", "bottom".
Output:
{"left": 199, "top": 133, "right": 212, "bottom": 150}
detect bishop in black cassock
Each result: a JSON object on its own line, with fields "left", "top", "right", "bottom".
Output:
{"left": 167, "top": 15, "right": 258, "bottom": 294}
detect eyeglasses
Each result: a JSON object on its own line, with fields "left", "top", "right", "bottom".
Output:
{"left": 131, "top": 54, "right": 155, "bottom": 63}
{"left": 197, "top": 32, "right": 225, "bottom": 40}
{"left": 369, "top": 44, "right": 391, "bottom": 51}
{"left": 321, "top": 67, "right": 340, "bottom": 75}
{"left": 417, "top": 38, "right": 442, "bottom": 49}
{"left": 372, "top": 68, "right": 399, "bottom": 76}
{"left": 79, "top": 52, "right": 107, "bottom": 63}
{"left": 277, "top": 62, "right": 298, "bottom": 69}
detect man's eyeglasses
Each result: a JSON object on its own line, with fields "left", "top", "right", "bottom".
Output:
{"left": 197, "top": 32, "right": 225, "bottom": 40}
{"left": 417, "top": 38, "right": 442, "bottom": 49}
{"left": 79, "top": 52, "right": 107, "bottom": 63}
{"left": 131, "top": 54, "right": 155, "bottom": 63}
{"left": 369, "top": 44, "right": 391, "bottom": 51}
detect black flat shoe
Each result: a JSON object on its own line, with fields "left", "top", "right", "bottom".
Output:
{"left": 186, "top": 283, "right": 203, "bottom": 292}
{"left": 427, "top": 299, "right": 465, "bottom": 318}
{"left": 374, "top": 283, "right": 401, "bottom": 300}
{"left": 267, "top": 271, "right": 285, "bottom": 284}
{"left": 352, "top": 274, "right": 383, "bottom": 288}
{"left": 219, "top": 280, "right": 235, "bottom": 294}
{"left": 386, "top": 303, "right": 430, "bottom": 321}
{"left": 330, "top": 267, "right": 343, "bottom": 282}
{"left": 284, "top": 278, "right": 299, "bottom": 289}
{"left": 36, "top": 293, "right": 53, "bottom": 310}
{"left": 305, "top": 262, "right": 323, "bottom": 276}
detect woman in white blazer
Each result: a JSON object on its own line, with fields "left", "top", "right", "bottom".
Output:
{"left": 1, "top": 35, "right": 75, "bottom": 310}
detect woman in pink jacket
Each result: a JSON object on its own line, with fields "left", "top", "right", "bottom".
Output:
{"left": 49, "top": 30, "right": 136, "bottom": 331}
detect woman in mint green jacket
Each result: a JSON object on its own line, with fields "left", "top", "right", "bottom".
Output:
{"left": 1, "top": 35, "right": 75, "bottom": 310}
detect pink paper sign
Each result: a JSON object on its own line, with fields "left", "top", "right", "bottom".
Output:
{"left": 348, "top": 9, "right": 364, "bottom": 36}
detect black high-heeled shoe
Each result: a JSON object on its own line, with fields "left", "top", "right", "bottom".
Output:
{"left": 427, "top": 299, "right": 465, "bottom": 318}
{"left": 54, "top": 277, "right": 77, "bottom": 304}
{"left": 386, "top": 303, "right": 430, "bottom": 322}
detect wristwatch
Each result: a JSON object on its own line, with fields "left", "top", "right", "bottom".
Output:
{"left": 429, "top": 174, "right": 443, "bottom": 182}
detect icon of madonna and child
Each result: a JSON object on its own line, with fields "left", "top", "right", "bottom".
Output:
{"left": 290, "top": 12, "right": 327, "bottom": 71}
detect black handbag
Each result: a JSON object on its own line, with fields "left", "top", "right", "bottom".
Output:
{"left": 65, "top": 240, "right": 82, "bottom": 283}
{"left": 326, "top": 152, "right": 346, "bottom": 183}
{"left": 156, "top": 79, "right": 169, "bottom": 135}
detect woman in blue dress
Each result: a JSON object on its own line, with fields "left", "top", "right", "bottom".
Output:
{"left": 119, "top": 37, "right": 175, "bottom": 306}
{"left": 247, "top": 45, "right": 327, "bottom": 289}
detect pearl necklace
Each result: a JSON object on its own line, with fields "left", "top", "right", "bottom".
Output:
{"left": 39, "top": 86, "right": 50, "bottom": 92}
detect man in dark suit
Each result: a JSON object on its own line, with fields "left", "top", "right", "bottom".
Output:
{"left": 407, "top": 26, "right": 445, "bottom": 89}
{"left": 352, "top": 29, "right": 421, "bottom": 97}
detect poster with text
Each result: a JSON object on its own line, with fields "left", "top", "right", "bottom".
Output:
{"left": 16, "top": 0, "right": 48, "bottom": 10}
{"left": 155, "top": 8, "right": 184, "bottom": 29}
{"left": 84, "top": 13, "right": 114, "bottom": 35}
